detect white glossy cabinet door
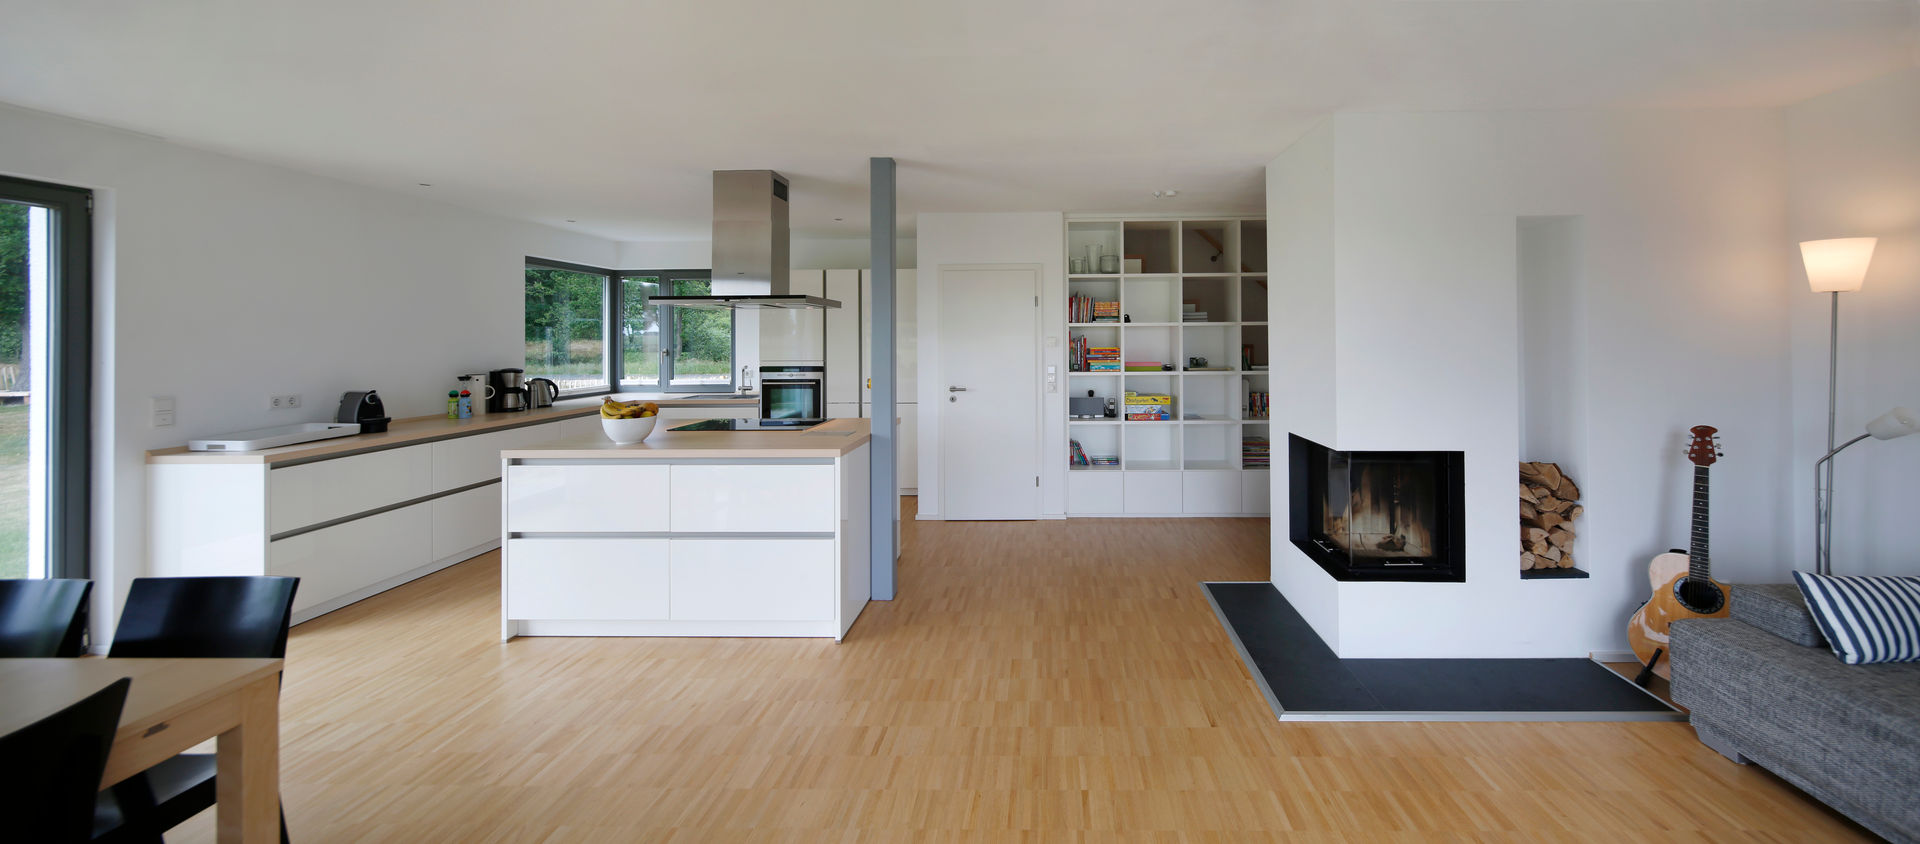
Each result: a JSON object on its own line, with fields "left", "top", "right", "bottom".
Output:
{"left": 1182, "top": 470, "right": 1240, "bottom": 515}
{"left": 505, "top": 464, "right": 670, "bottom": 533}
{"left": 897, "top": 403, "right": 919, "bottom": 493}
{"left": 506, "top": 538, "right": 669, "bottom": 620}
{"left": 268, "top": 502, "right": 432, "bottom": 613}
{"left": 761, "top": 269, "right": 826, "bottom": 364}
{"left": 826, "top": 402, "right": 860, "bottom": 420}
{"left": 430, "top": 429, "right": 514, "bottom": 492}
{"left": 268, "top": 447, "right": 433, "bottom": 534}
{"left": 824, "top": 269, "right": 862, "bottom": 405}
{"left": 669, "top": 538, "right": 834, "bottom": 621}
{"left": 1123, "top": 472, "right": 1183, "bottom": 515}
{"left": 1241, "top": 470, "right": 1271, "bottom": 514}
{"left": 668, "top": 464, "right": 836, "bottom": 533}
{"left": 1067, "top": 471, "right": 1124, "bottom": 514}
{"left": 430, "top": 483, "right": 500, "bottom": 561}
{"left": 859, "top": 269, "right": 918, "bottom": 406}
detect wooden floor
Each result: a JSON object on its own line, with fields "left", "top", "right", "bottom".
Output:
{"left": 179, "top": 500, "right": 1866, "bottom": 842}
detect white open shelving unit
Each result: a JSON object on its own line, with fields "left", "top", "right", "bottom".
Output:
{"left": 1064, "top": 216, "right": 1271, "bottom": 517}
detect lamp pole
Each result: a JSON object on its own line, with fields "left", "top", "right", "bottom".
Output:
{"left": 1818, "top": 291, "right": 1837, "bottom": 575}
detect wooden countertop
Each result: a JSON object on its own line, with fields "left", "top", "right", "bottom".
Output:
{"left": 503, "top": 418, "right": 872, "bottom": 459}
{"left": 146, "top": 393, "right": 762, "bottom": 465}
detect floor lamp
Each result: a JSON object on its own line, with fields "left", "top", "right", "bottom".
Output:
{"left": 1800, "top": 236, "right": 1894, "bottom": 575}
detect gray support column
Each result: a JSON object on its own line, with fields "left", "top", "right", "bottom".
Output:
{"left": 869, "top": 157, "right": 898, "bottom": 600}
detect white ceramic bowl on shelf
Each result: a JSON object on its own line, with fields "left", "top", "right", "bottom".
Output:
{"left": 600, "top": 415, "right": 657, "bottom": 444}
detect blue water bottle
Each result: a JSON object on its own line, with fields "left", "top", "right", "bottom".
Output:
{"left": 458, "top": 389, "right": 474, "bottom": 419}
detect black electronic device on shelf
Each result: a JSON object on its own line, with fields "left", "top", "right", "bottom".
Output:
{"left": 335, "top": 390, "right": 391, "bottom": 433}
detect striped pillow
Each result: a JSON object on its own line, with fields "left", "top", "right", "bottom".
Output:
{"left": 1791, "top": 571, "right": 1920, "bottom": 665}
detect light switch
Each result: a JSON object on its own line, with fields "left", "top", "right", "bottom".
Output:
{"left": 152, "top": 411, "right": 175, "bottom": 428}
{"left": 1046, "top": 335, "right": 1059, "bottom": 348}
{"left": 151, "top": 396, "right": 176, "bottom": 428}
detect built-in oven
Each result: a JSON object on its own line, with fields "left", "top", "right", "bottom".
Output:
{"left": 758, "top": 365, "right": 825, "bottom": 422}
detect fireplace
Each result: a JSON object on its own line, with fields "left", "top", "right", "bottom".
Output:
{"left": 1289, "top": 435, "right": 1465, "bottom": 582}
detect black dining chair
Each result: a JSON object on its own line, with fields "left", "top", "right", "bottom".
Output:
{"left": 94, "top": 576, "right": 298, "bottom": 844}
{"left": 0, "top": 677, "right": 132, "bottom": 843}
{"left": 0, "top": 577, "right": 93, "bottom": 657}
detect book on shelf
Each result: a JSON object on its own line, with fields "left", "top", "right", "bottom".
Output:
{"left": 1126, "top": 412, "right": 1172, "bottom": 421}
{"left": 1123, "top": 393, "right": 1172, "bottom": 405}
{"left": 1069, "top": 294, "right": 1122, "bottom": 324}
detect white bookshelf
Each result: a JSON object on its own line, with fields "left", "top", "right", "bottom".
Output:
{"left": 1064, "top": 215, "right": 1271, "bottom": 517}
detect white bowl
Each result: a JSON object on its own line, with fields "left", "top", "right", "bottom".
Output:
{"left": 600, "top": 415, "right": 657, "bottom": 444}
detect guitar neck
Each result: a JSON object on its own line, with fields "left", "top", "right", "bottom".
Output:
{"left": 1688, "top": 464, "right": 1710, "bottom": 579}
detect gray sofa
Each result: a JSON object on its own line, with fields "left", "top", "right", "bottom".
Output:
{"left": 1672, "top": 584, "right": 1920, "bottom": 844}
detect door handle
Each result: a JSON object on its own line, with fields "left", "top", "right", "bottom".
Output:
{"left": 948, "top": 386, "right": 967, "bottom": 392}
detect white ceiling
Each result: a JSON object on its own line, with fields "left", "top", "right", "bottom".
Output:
{"left": 0, "top": 0, "right": 1913, "bottom": 240}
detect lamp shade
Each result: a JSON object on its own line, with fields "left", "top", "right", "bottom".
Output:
{"left": 1800, "top": 237, "right": 1877, "bottom": 293}
{"left": 1866, "top": 407, "right": 1919, "bottom": 440}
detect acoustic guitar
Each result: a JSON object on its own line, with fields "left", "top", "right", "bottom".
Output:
{"left": 1627, "top": 425, "right": 1731, "bottom": 681}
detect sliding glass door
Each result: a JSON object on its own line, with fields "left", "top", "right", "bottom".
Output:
{"left": 0, "top": 176, "right": 91, "bottom": 579}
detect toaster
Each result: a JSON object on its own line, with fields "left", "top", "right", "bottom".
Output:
{"left": 335, "top": 390, "right": 392, "bottom": 434}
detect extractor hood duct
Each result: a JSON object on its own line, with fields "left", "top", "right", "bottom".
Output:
{"left": 652, "top": 170, "right": 841, "bottom": 310}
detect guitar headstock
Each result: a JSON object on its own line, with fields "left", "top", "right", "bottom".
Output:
{"left": 1687, "top": 425, "right": 1723, "bottom": 467}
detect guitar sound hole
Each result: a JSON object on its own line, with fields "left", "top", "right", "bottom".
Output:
{"left": 1673, "top": 577, "right": 1725, "bottom": 614}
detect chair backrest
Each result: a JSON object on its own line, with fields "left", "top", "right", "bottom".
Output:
{"left": 0, "top": 578, "right": 93, "bottom": 658}
{"left": 108, "top": 577, "right": 300, "bottom": 659}
{"left": 0, "top": 677, "right": 132, "bottom": 842}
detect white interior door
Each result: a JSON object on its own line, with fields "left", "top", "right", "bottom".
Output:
{"left": 938, "top": 265, "right": 1039, "bottom": 520}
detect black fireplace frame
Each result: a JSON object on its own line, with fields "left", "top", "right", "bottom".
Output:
{"left": 1288, "top": 434, "right": 1466, "bottom": 583}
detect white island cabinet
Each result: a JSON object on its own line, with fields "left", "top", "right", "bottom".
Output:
{"left": 500, "top": 418, "right": 872, "bottom": 641}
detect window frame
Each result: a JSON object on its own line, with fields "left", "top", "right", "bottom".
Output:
{"left": 0, "top": 175, "right": 93, "bottom": 581}
{"left": 524, "top": 258, "right": 735, "bottom": 397}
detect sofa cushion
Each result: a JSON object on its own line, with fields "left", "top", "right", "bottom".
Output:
{"left": 1733, "top": 583, "right": 1825, "bottom": 648}
{"left": 1793, "top": 571, "right": 1920, "bottom": 665}
{"left": 1672, "top": 617, "right": 1920, "bottom": 842}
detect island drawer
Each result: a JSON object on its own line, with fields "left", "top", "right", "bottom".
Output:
{"left": 668, "top": 464, "right": 837, "bottom": 533}
{"left": 668, "top": 538, "right": 835, "bottom": 621}
{"left": 506, "top": 464, "right": 670, "bottom": 533}
{"left": 506, "top": 538, "right": 669, "bottom": 621}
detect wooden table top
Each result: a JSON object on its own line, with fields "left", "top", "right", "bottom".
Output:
{"left": 501, "top": 417, "right": 873, "bottom": 459}
{"left": 0, "top": 658, "right": 283, "bottom": 740}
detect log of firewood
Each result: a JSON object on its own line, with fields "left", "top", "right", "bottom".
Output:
{"left": 1519, "top": 484, "right": 1539, "bottom": 504}
{"left": 1548, "top": 528, "right": 1575, "bottom": 549}
{"left": 1538, "top": 512, "right": 1563, "bottom": 530}
{"left": 1558, "top": 477, "right": 1580, "bottom": 501}
{"left": 1539, "top": 497, "right": 1570, "bottom": 514}
{"left": 1520, "top": 501, "right": 1538, "bottom": 520}
{"left": 1567, "top": 505, "right": 1583, "bottom": 520}
{"left": 1540, "top": 463, "right": 1564, "bottom": 491}
{"left": 1558, "top": 551, "right": 1575, "bottom": 569}
{"left": 1526, "top": 526, "right": 1548, "bottom": 543}
{"left": 1540, "top": 544, "right": 1563, "bottom": 561}
{"left": 1529, "top": 539, "right": 1551, "bottom": 555}
{"left": 1519, "top": 462, "right": 1542, "bottom": 481}
{"left": 1521, "top": 552, "right": 1536, "bottom": 570}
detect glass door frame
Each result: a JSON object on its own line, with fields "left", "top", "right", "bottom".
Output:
{"left": 0, "top": 175, "right": 92, "bottom": 580}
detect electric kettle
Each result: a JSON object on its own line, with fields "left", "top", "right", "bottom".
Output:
{"left": 526, "top": 378, "right": 560, "bottom": 408}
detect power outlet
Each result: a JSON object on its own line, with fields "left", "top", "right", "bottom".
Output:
{"left": 268, "top": 394, "right": 302, "bottom": 410}
{"left": 285, "top": 393, "right": 301, "bottom": 409}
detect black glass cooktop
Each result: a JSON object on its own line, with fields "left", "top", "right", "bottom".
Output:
{"left": 669, "top": 418, "right": 823, "bottom": 432}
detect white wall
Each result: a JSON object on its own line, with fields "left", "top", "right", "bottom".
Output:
{"left": 0, "top": 103, "right": 618, "bottom": 646}
{"left": 1784, "top": 68, "right": 1920, "bottom": 577}
{"left": 913, "top": 213, "right": 1065, "bottom": 519}
{"left": 617, "top": 237, "right": 917, "bottom": 271}
{"left": 1269, "top": 109, "right": 1792, "bottom": 658}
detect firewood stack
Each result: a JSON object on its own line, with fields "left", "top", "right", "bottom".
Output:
{"left": 1520, "top": 462, "right": 1583, "bottom": 571}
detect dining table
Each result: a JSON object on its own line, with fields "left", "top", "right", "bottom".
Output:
{"left": 0, "top": 657, "right": 284, "bottom": 843}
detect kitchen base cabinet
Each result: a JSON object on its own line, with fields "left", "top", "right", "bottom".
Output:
{"left": 504, "top": 538, "right": 669, "bottom": 621}
{"left": 148, "top": 409, "right": 602, "bottom": 626}
{"left": 1241, "top": 469, "right": 1271, "bottom": 515}
{"left": 668, "top": 539, "right": 835, "bottom": 622}
{"left": 501, "top": 425, "right": 872, "bottom": 642}
{"left": 269, "top": 503, "right": 432, "bottom": 618}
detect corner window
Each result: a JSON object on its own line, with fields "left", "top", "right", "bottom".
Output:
{"left": 525, "top": 260, "right": 734, "bottom": 395}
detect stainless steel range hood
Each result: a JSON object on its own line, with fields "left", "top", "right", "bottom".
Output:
{"left": 651, "top": 170, "right": 842, "bottom": 310}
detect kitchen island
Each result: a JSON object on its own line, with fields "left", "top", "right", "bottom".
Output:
{"left": 499, "top": 417, "right": 872, "bottom": 641}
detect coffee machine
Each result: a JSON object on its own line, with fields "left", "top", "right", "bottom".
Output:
{"left": 487, "top": 368, "right": 527, "bottom": 413}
